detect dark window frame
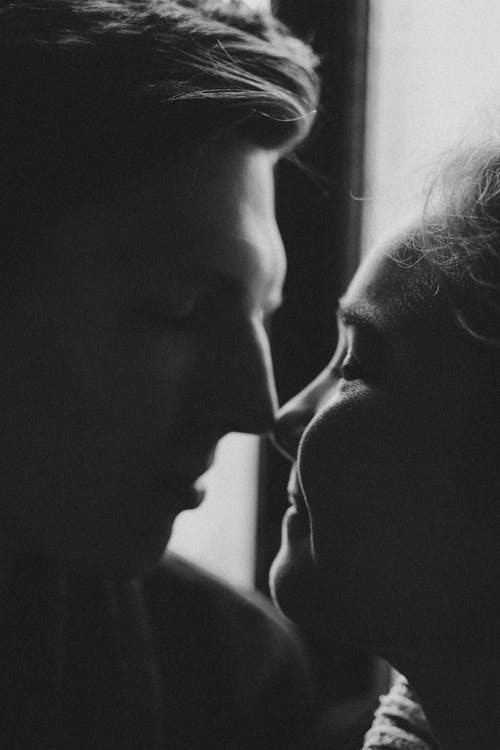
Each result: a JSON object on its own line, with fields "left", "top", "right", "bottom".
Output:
{"left": 257, "top": 0, "right": 370, "bottom": 594}
{"left": 255, "top": 4, "right": 383, "bottom": 741}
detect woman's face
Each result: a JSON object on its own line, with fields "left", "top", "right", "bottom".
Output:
{"left": 271, "top": 235, "right": 500, "bottom": 659}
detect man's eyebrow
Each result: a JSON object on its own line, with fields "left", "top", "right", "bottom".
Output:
{"left": 176, "top": 267, "right": 283, "bottom": 313}
{"left": 177, "top": 267, "right": 241, "bottom": 291}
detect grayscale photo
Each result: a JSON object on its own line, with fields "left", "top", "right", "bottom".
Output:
{"left": 1, "top": 2, "right": 499, "bottom": 748}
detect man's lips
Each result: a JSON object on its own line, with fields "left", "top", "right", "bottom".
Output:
{"left": 154, "top": 448, "right": 217, "bottom": 500}
{"left": 153, "top": 471, "right": 208, "bottom": 512}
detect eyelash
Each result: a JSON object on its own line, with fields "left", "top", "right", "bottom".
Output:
{"left": 332, "top": 353, "right": 363, "bottom": 382}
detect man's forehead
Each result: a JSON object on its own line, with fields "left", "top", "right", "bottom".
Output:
{"left": 124, "top": 156, "right": 285, "bottom": 309}
{"left": 160, "top": 180, "right": 286, "bottom": 310}
{"left": 136, "top": 136, "right": 278, "bottom": 204}
{"left": 51, "top": 137, "right": 286, "bottom": 312}
{"left": 163, "top": 147, "right": 286, "bottom": 309}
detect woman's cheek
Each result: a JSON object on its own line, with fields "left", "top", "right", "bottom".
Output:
{"left": 297, "top": 383, "right": 410, "bottom": 560}
{"left": 298, "top": 385, "right": 374, "bottom": 496}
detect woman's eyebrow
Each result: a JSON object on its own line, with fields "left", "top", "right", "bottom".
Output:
{"left": 336, "top": 302, "right": 380, "bottom": 333}
{"left": 337, "top": 302, "right": 400, "bottom": 367}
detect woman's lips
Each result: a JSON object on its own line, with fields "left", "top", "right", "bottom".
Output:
{"left": 287, "top": 465, "right": 308, "bottom": 514}
{"left": 283, "top": 465, "right": 311, "bottom": 542}
{"left": 284, "top": 503, "right": 309, "bottom": 532}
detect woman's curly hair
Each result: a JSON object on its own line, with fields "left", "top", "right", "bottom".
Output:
{"left": 399, "top": 145, "right": 500, "bottom": 349}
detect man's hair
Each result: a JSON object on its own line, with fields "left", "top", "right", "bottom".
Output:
{"left": 397, "top": 145, "right": 500, "bottom": 349}
{"left": 2, "top": 0, "right": 319, "bottom": 248}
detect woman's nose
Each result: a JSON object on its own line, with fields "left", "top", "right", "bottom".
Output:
{"left": 272, "top": 370, "right": 332, "bottom": 461}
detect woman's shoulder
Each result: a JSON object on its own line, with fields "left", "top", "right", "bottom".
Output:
{"left": 361, "top": 674, "right": 438, "bottom": 750}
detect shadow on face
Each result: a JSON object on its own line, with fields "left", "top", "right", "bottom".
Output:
{"left": 271, "top": 232, "right": 500, "bottom": 659}
{"left": 0, "top": 137, "right": 286, "bottom": 578}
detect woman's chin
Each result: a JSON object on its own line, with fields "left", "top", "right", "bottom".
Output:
{"left": 270, "top": 507, "right": 321, "bottom": 626}
{"left": 270, "top": 508, "right": 365, "bottom": 643}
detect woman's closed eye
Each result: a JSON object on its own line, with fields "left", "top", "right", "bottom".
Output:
{"left": 331, "top": 352, "right": 364, "bottom": 382}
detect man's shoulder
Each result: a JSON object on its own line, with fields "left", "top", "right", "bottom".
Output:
{"left": 142, "top": 552, "right": 316, "bottom": 725}
{"left": 143, "top": 551, "right": 305, "bottom": 657}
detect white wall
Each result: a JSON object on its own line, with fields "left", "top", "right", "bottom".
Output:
{"left": 169, "top": 435, "right": 261, "bottom": 587}
{"left": 363, "top": 0, "right": 500, "bottom": 252}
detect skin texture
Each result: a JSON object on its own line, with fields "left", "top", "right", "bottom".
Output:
{"left": 0, "top": 138, "right": 286, "bottom": 578}
{"left": 271, "top": 235, "right": 500, "bottom": 750}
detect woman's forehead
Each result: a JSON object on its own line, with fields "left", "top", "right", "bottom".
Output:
{"left": 344, "top": 235, "right": 439, "bottom": 331}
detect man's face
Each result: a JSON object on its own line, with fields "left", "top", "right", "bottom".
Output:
{"left": 1, "top": 139, "right": 285, "bottom": 577}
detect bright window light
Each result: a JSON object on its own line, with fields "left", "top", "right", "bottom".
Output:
{"left": 243, "top": 0, "right": 270, "bottom": 7}
{"left": 221, "top": 0, "right": 270, "bottom": 7}
{"left": 169, "top": 434, "right": 261, "bottom": 588}
{"left": 363, "top": 0, "right": 500, "bottom": 253}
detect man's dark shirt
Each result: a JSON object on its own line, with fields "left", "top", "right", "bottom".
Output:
{"left": 1, "top": 553, "right": 318, "bottom": 749}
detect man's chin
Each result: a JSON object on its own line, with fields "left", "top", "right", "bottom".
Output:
{"left": 57, "top": 525, "right": 175, "bottom": 581}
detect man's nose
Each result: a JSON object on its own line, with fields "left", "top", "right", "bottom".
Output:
{"left": 222, "top": 318, "right": 279, "bottom": 436}
{"left": 272, "top": 369, "right": 332, "bottom": 462}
